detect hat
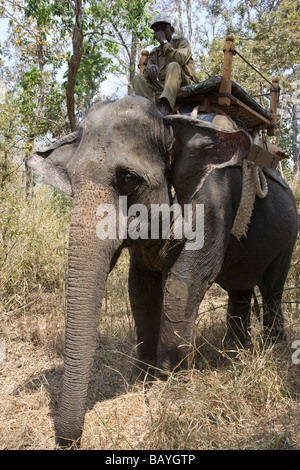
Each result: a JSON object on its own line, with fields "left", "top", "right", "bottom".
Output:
{"left": 150, "top": 14, "right": 172, "bottom": 29}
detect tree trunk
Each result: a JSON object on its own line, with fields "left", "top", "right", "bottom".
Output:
{"left": 177, "top": 0, "right": 183, "bottom": 34}
{"left": 66, "top": 0, "right": 84, "bottom": 132}
{"left": 244, "top": 0, "right": 252, "bottom": 24}
{"left": 185, "top": 0, "right": 193, "bottom": 50}
{"left": 128, "top": 33, "right": 137, "bottom": 95}
{"left": 24, "top": 136, "right": 35, "bottom": 198}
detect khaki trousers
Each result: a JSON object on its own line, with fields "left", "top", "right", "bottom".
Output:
{"left": 133, "top": 62, "right": 192, "bottom": 110}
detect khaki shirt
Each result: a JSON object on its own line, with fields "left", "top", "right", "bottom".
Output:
{"left": 145, "top": 35, "right": 197, "bottom": 84}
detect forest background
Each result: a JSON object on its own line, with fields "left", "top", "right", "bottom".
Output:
{"left": 0, "top": 0, "right": 299, "bottom": 450}
{"left": 1, "top": 0, "right": 299, "bottom": 173}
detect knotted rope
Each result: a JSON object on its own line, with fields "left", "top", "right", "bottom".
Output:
{"left": 231, "top": 160, "right": 268, "bottom": 241}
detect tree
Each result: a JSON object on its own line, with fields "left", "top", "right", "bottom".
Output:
{"left": 54, "top": 0, "right": 153, "bottom": 128}
{"left": 1, "top": 0, "right": 153, "bottom": 133}
{"left": 66, "top": 0, "right": 84, "bottom": 131}
{"left": 1, "top": 0, "right": 298, "bottom": 167}
{"left": 0, "top": 1, "right": 69, "bottom": 194}
{"left": 152, "top": 0, "right": 299, "bottom": 166}
{"left": 102, "top": 0, "right": 153, "bottom": 95}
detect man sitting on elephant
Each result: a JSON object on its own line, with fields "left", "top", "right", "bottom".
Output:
{"left": 133, "top": 14, "right": 198, "bottom": 116}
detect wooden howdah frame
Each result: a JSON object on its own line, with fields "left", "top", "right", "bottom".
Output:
{"left": 138, "top": 35, "right": 280, "bottom": 137}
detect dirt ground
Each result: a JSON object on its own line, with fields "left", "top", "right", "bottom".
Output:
{"left": 1, "top": 284, "right": 299, "bottom": 450}
{"left": 0, "top": 285, "right": 221, "bottom": 449}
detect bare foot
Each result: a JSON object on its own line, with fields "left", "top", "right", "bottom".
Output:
{"left": 159, "top": 98, "right": 171, "bottom": 116}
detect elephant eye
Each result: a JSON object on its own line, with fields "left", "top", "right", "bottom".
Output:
{"left": 114, "top": 170, "right": 142, "bottom": 196}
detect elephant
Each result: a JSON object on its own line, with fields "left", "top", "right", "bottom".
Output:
{"left": 28, "top": 95, "right": 298, "bottom": 447}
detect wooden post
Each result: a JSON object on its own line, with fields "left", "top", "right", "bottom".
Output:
{"left": 267, "top": 77, "right": 280, "bottom": 136}
{"left": 138, "top": 50, "right": 149, "bottom": 74}
{"left": 218, "top": 34, "right": 235, "bottom": 106}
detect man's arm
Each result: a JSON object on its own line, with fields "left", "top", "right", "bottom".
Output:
{"left": 144, "top": 50, "right": 159, "bottom": 79}
{"left": 162, "top": 38, "right": 192, "bottom": 67}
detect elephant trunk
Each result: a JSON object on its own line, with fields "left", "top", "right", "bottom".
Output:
{"left": 55, "top": 182, "right": 120, "bottom": 447}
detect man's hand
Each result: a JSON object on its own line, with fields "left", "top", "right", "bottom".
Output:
{"left": 154, "top": 30, "right": 167, "bottom": 45}
{"left": 148, "top": 64, "right": 159, "bottom": 80}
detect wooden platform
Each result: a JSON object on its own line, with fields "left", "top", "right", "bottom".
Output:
{"left": 139, "top": 34, "right": 280, "bottom": 136}
{"left": 215, "top": 93, "right": 275, "bottom": 131}
{"left": 175, "top": 90, "right": 276, "bottom": 132}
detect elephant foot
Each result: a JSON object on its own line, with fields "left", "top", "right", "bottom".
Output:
{"left": 223, "top": 328, "right": 251, "bottom": 351}
{"left": 55, "top": 435, "right": 81, "bottom": 449}
{"left": 156, "top": 98, "right": 172, "bottom": 116}
{"left": 54, "top": 414, "right": 83, "bottom": 449}
{"left": 262, "top": 326, "right": 286, "bottom": 346}
{"left": 154, "top": 368, "right": 170, "bottom": 381}
{"left": 129, "top": 359, "right": 157, "bottom": 384}
{"left": 155, "top": 355, "right": 187, "bottom": 381}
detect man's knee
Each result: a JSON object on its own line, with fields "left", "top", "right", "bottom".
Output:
{"left": 133, "top": 73, "right": 142, "bottom": 89}
{"left": 133, "top": 74, "right": 146, "bottom": 95}
{"left": 133, "top": 74, "right": 157, "bottom": 101}
{"left": 165, "top": 62, "right": 181, "bottom": 74}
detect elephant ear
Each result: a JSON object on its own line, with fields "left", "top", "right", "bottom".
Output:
{"left": 165, "top": 115, "right": 251, "bottom": 201}
{"left": 27, "top": 132, "right": 79, "bottom": 197}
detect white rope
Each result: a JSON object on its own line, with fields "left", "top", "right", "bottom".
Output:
{"left": 253, "top": 164, "right": 268, "bottom": 198}
{"left": 231, "top": 160, "right": 268, "bottom": 240}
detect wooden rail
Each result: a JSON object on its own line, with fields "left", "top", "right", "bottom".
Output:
{"left": 217, "top": 34, "right": 279, "bottom": 135}
{"left": 218, "top": 34, "right": 235, "bottom": 106}
{"left": 268, "top": 77, "right": 280, "bottom": 135}
{"left": 138, "top": 50, "right": 149, "bottom": 74}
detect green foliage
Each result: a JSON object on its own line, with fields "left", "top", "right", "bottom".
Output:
{"left": 1, "top": 0, "right": 154, "bottom": 136}
{"left": 196, "top": 36, "right": 224, "bottom": 81}
{"left": 68, "top": 40, "right": 115, "bottom": 113}
{"left": 24, "top": 0, "right": 74, "bottom": 32}
{"left": 0, "top": 93, "right": 20, "bottom": 186}
{"left": 249, "top": 0, "right": 300, "bottom": 78}
{"left": 0, "top": 177, "right": 71, "bottom": 313}
{"left": 17, "top": 68, "right": 68, "bottom": 138}
{"left": 50, "top": 188, "right": 73, "bottom": 218}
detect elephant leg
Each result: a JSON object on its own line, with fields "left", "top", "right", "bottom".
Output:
{"left": 225, "top": 289, "right": 252, "bottom": 346}
{"left": 128, "top": 249, "right": 163, "bottom": 380}
{"left": 258, "top": 249, "right": 294, "bottom": 343}
{"left": 260, "top": 291, "right": 285, "bottom": 342}
{"left": 156, "top": 250, "right": 219, "bottom": 376}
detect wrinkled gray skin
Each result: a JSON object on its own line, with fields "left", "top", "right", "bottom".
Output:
{"left": 28, "top": 96, "right": 298, "bottom": 447}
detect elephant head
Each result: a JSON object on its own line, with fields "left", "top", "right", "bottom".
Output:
{"left": 28, "top": 95, "right": 251, "bottom": 446}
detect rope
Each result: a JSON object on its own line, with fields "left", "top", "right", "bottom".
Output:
{"left": 232, "top": 49, "right": 278, "bottom": 91}
{"left": 253, "top": 164, "right": 268, "bottom": 198}
{"left": 231, "top": 160, "right": 268, "bottom": 241}
{"left": 251, "top": 93, "right": 271, "bottom": 98}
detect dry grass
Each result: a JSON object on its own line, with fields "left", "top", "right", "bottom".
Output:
{"left": 0, "top": 277, "right": 299, "bottom": 450}
{"left": 0, "top": 171, "right": 299, "bottom": 450}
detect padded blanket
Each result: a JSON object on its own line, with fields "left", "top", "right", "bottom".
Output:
{"left": 177, "top": 75, "right": 273, "bottom": 122}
